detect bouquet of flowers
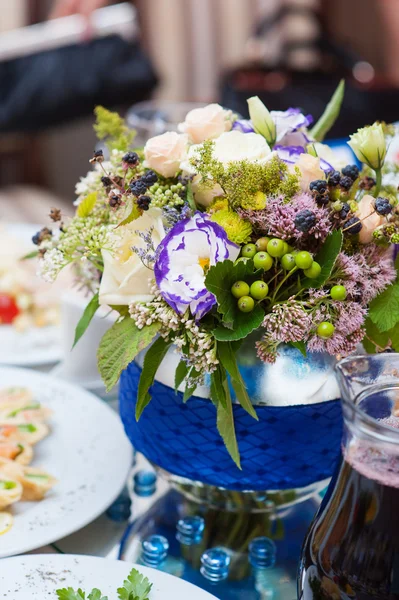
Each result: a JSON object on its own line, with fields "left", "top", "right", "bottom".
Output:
{"left": 35, "top": 82, "right": 399, "bottom": 465}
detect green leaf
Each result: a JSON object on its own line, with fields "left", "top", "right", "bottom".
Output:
{"left": 289, "top": 340, "right": 307, "bottom": 357}
{"left": 301, "top": 230, "right": 343, "bottom": 289}
{"left": 77, "top": 192, "right": 97, "bottom": 218}
{"left": 117, "top": 200, "right": 141, "bottom": 228}
{"left": 205, "top": 259, "right": 262, "bottom": 325}
{"left": 310, "top": 80, "right": 345, "bottom": 142}
{"left": 215, "top": 376, "right": 241, "bottom": 469}
{"left": 136, "top": 337, "right": 172, "bottom": 419}
{"left": 174, "top": 360, "right": 189, "bottom": 392}
{"left": 20, "top": 250, "right": 39, "bottom": 260}
{"left": 72, "top": 292, "right": 100, "bottom": 349}
{"left": 117, "top": 568, "right": 153, "bottom": 600}
{"left": 363, "top": 317, "right": 389, "bottom": 353}
{"left": 369, "top": 282, "right": 399, "bottom": 332}
{"left": 389, "top": 324, "right": 399, "bottom": 351}
{"left": 88, "top": 591, "right": 108, "bottom": 600}
{"left": 183, "top": 382, "right": 197, "bottom": 403}
{"left": 98, "top": 318, "right": 161, "bottom": 392}
{"left": 214, "top": 305, "right": 264, "bottom": 341}
{"left": 217, "top": 341, "right": 258, "bottom": 420}
{"left": 210, "top": 365, "right": 227, "bottom": 410}
{"left": 56, "top": 589, "right": 86, "bottom": 600}
{"left": 186, "top": 182, "right": 197, "bottom": 211}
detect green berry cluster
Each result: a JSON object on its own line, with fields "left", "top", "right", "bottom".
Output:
{"left": 148, "top": 182, "right": 186, "bottom": 208}
{"left": 231, "top": 279, "right": 269, "bottom": 312}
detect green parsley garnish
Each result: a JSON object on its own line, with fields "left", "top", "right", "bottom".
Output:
{"left": 56, "top": 568, "right": 152, "bottom": 600}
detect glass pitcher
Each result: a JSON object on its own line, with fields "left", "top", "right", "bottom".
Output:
{"left": 298, "top": 354, "right": 399, "bottom": 600}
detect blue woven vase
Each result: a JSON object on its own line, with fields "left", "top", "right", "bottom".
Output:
{"left": 119, "top": 345, "right": 343, "bottom": 492}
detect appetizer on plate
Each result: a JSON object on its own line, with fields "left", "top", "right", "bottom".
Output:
{"left": 0, "top": 386, "right": 56, "bottom": 530}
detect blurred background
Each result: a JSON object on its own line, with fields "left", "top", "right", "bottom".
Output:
{"left": 1, "top": 0, "right": 399, "bottom": 217}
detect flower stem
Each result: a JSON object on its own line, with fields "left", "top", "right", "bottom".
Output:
{"left": 373, "top": 168, "right": 382, "bottom": 198}
{"left": 272, "top": 266, "right": 298, "bottom": 302}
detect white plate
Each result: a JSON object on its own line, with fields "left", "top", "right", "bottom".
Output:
{"left": 0, "top": 367, "right": 132, "bottom": 557}
{"left": 0, "top": 222, "right": 63, "bottom": 367}
{"left": 0, "top": 554, "right": 218, "bottom": 599}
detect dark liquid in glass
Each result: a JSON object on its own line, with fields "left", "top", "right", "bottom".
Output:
{"left": 298, "top": 418, "right": 399, "bottom": 599}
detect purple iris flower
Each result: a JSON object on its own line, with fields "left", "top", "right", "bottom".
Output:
{"left": 154, "top": 212, "right": 239, "bottom": 319}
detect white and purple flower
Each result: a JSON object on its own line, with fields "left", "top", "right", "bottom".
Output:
{"left": 154, "top": 212, "right": 239, "bottom": 319}
{"left": 233, "top": 107, "right": 313, "bottom": 147}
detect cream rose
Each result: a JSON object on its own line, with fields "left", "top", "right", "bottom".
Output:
{"left": 357, "top": 194, "right": 385, "bottom": 244}
{"left": 144, "top": 132, "right": 188, "bottom": 178}
{"left": 99, "top": 208, "right": 165, "bottom": 305}
{"left": 180, "top": 131, "right": 272, "bottom": 207}
{"left": 294, "top": 154, "right": 325, "bottom": 191}
{"left": 178, "top": 103, "right": 232, "bottom": 144}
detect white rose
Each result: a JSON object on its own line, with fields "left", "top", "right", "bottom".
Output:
{"left": 348, "top": 123, "right": 386, "bottom": 170}
{"left": 144, "top": 132, "right": 188, "bottom": 178}
{"left": 99, "top": 208, "right": 165, "bottom": 305}
{"left": 357, "top": 194, "right": 385, "bottom": 244}
{"left": 294, "top": 154, "right": 325, "bottom": 191}
{"left": 178, "top": 103, "right": 232, "bottom": 144}
{"left": 180, "top": 131, "right": 272, "bottom": 207}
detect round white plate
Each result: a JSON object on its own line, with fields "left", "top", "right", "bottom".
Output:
{"left": 0, "top": 367, "right": 132, "bottom": 557}
{"left": 0, "top": 554, "right": 218, "bottom": 599}
{"left": 0, "top": 222, "right": 63, "bottom": 367}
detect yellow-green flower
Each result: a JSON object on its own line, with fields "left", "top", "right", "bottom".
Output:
{"left": 210, "top": 209, "right": 252, "bottom": 244}
{"left": 348, "top": 123, "right": 387, "bottom": 170}
{"left": 240, "top": 191, "right": 267, "bottom": 210}
{"left": 207, "top": 197, "right": 229, "bottom": 214}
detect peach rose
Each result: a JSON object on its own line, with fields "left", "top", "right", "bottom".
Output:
{"left": 357, "top": 194, "right": 385, "bottom": 243}
{"left": 294, "top": 154, "right": 325, "bottom": 191}
{"left": 144, "top": 132, "right": 188, "bottom": 178}
{"left": 178, "top": 104, "right": 232, "bottom": 144}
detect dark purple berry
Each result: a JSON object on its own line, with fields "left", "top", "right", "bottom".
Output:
{"left": 101, "top": 176, "right": 112, "bottom": 187}
{"left": 294, "top": 209, "right": 317, "bottom": 233}
{"left": 359, "top": 176, "right": 376, "bottom": 190}
{"left": 142, "top": 170, "right": 158, "bottom": 186}
{"left": 342, "top": 164, "right": 360, "bottom": 181}
{"left": 315, "top": 192, "right": 330, "bottom": 206}
{"left": 109, "top": 195, "right": 122, "bottom": 209}
{"left": 375, "top": 197, "right": 393, "bottom": 215}
{"left": 130, "top": 179, "right": 148, "bottom": 197}
{"left": 345, "top": 217, "right": 362, "bottom": 234}
{"left": 122, "top": 152, "right": 139, "bottom": 166}
{"left": 340, "top": 176, "right": 353, "bottom": 191}
{"left": 89, "top": 149, "right": 104, "bottom": 163}
{"left": 137, "top": 195, "right": 151, "bottom": 211}
{"left": 309, "top": 180, "right": 328, "bottom": 194}
{"left": 328, "top": 171, "right": 341, "bottom": 187}
{"left": 32, "top": 227, "right": 52, "bottom": 246}
{"left": 339, "top": 203, "right": 350, "bottom": 219}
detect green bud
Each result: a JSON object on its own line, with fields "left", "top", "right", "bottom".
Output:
{"left": 247, "top": 96, "right": 276, "bottom": 147}
{"left": 332, "top": 200, "right": 343, "bottom": 212}
{"left": 349, "top": 201, "right": 358, "bottom": 213}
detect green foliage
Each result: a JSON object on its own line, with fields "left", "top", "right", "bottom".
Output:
{"left": 210, "top": 365, "right": 241, "bottom": 468}
{"left": 368, "top": 282, "right": 399, "bottom": 332}
{"left": 205, "top": 259, "right": 265, "bottom": 340}
{"left": 76, "top": 192, "right": 98, "bottom": 218}
{"left": 56, "top": 568, "right": 152, "bottom": 600}
{"left": 21, "top": 250, "right": 39, "bottom": 260}
{"left": 94, "top": 106, "right": 135, "bottom": 152}
{"left": 56, "top": 589, "right": 107, "bottom": 600}
{"left": 310, "top": 80, "right": 345, "bottom": 142}
{"left": 191, "top": 144, "right": 300, "bottom": 209}
{"left": 117, "top": 199, "right": 141, "bottom": 228}
{"left": 97, "top": 318, "right": 161, "bottom": 392}
{"left": 117, "top": 568, "right": 152, "bottom": 600}
{"left": 302, "top": 230, "right": 343, "bottom": 289}
{"left": 289, "top": 341, "right": 307, "bottom": 357}
{"left": 174, "top": 359, "right": 189, "bottom": 392}
{"left": 72, "top": 292, "right": 100, "bottom": 348}
{"left": 135, "top": 336, "right": 172, "bottom": 419}
{"left": 186, "top": 182, "right": 197, "bottom": 211}
{"left": 217, "top": 341, "right": 258, "bottom": 419}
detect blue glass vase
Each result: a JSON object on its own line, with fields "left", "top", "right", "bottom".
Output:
{"left": 119, "top": 343, "right": 343, "bottom": 494}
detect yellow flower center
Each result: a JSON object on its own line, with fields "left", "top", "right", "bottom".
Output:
{"left": 198, "top": 257, "right": 210, "bottom": 271}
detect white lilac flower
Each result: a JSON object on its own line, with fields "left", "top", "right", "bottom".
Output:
{"left": 37, "top": 248, "right": 67, "bottom": 282}
{"left": 154, "top": 212, "right": 239, "bottom": 319}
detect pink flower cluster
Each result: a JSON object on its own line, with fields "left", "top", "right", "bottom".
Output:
{"left": 239, "top": 193, "right": 331, "bottom": 245}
